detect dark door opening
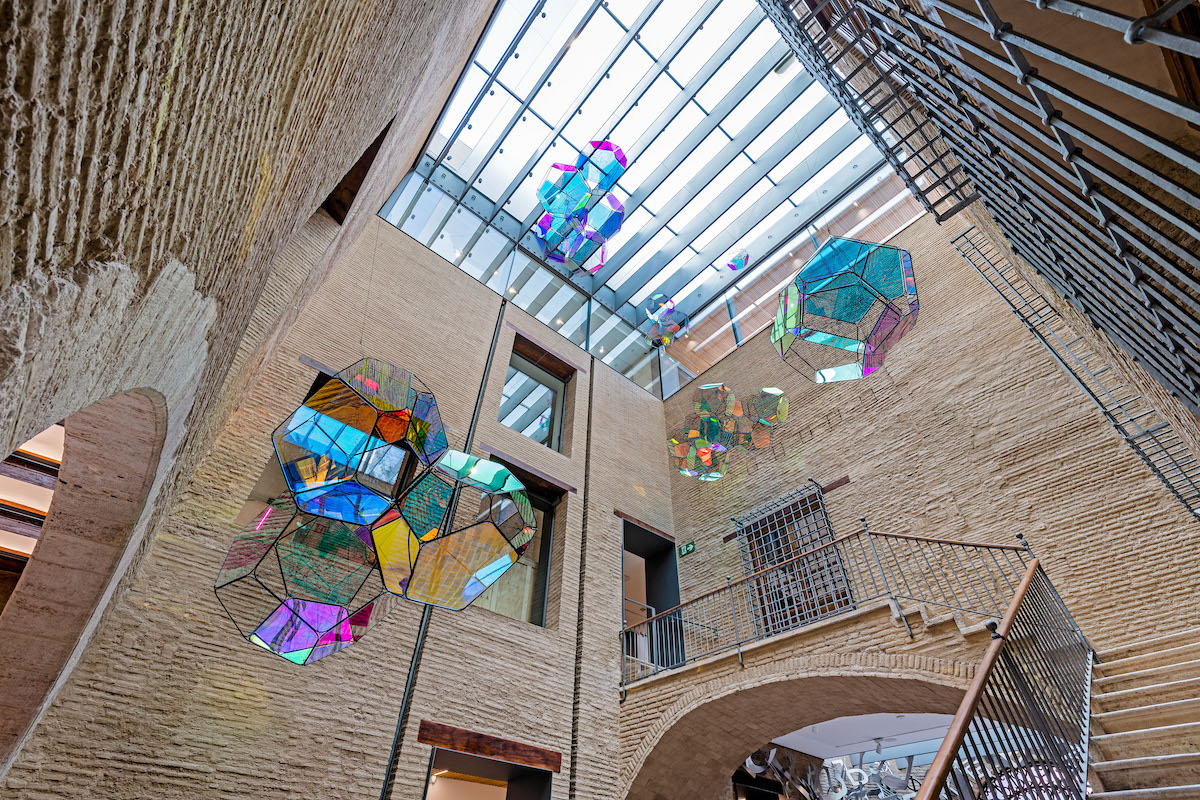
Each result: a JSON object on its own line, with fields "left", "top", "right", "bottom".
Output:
{"left": 622, "top": 521, "right": 681, "bottom": 674}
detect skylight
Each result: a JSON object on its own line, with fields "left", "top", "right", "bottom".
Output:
{"left": 382, "top": 0, "right": 925, "bottom": 394}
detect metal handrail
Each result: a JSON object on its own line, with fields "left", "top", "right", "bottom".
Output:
{"left": 620, "top": 528, "right": 1033, "bottom": 685}
{"left": 916, "top": 560, "right": 1092, "bottom": 799}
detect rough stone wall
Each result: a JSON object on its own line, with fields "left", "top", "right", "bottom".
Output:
{"left": 618, "top": 600, "right": 989, "bottom": 800}
{"left": 3, "top": 219, "right": 675, "bottom": 800}
{"left": 665, "top": 213, "right": 1200, "bottom": 650}
{"left": 0, "top": 0, "right": 496, "bottom": 775}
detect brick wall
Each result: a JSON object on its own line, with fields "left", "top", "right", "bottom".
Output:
{"left": 3, "top": 218, "right": 676, "bottom": 800}
{"left": 665, "top": 213, "right": 1200, "bottom": 650}
{"left": 618, "top": 599, "right": 989, "bottom": 800}
{"left": 0, "top": 0, "right": 496, "bottom": 777}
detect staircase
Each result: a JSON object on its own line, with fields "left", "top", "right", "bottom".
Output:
{"left": 1089, "top": 629, "right": 1200, "bottom": 798}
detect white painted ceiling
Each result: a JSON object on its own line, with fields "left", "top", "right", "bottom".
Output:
{"left": 772, "top": 713, "right": 954, "bottom": 760}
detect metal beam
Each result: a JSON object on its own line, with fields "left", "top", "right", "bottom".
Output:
{"left": 614, "top": 121, "right": 867, "bottom": 308}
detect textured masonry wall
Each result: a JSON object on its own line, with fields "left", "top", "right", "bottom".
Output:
{"left": 966, "top": 201, "right": 1200, "bottom": 460}
{"left": 3, "top": 218, "right": 675, "bottom": 800}
{"left": 0, "top": 0, "right": 496, "bottom": 774}
{"left": 665, "top": 213, "right": 1200, "bottom": 650}
{"left": 618, "top": 601, "right": 988, "bottom": 800}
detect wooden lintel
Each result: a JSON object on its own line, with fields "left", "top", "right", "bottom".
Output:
{"left": 417, "top": 720, "right": 562, "bottom": 773}
{"left": 613, "top": 509, "right": 673, "bottom": 541}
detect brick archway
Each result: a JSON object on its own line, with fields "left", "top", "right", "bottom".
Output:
{"left": 621, "top": 653, "right": 971, "bottom": 800}
{"left": 0, "top": 389, "right": 167, "bottom": 770}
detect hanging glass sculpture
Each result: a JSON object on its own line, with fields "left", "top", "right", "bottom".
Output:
{"left": 371, "top": 449, "right": 536, "bottom": 610}
{"left": 216, "top": 359, "right": 536, "bottom": 665}
{"left": 726, "top": 249, "right": 751, "bottom": 271}
{"left": 668, "top": 383, "right": 789, "bottom": 482}
{"left": 272, "top": 359, "right": 448, "bottom": 525}
{"left": 534, "top": 140, "right": 627, "bottom": 275}
{"left": 214, "top": 493, "right": 401, "bottom": 665}
{"left": 644, "top": 293, "right": 689, "bottom": 347}
{"left": 771, "top": 237, "right": 918, "bottom": 383}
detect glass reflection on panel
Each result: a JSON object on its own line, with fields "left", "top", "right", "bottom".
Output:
{"left": 499, "top": 354, "right": 565, "bottom": 451}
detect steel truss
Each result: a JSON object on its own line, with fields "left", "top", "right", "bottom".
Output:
{"left": 760, "top": 0, "right": 1200, "bottom": 417}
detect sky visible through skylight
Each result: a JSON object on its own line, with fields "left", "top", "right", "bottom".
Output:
{"left": 381, "top": 0, "right": 921, "bottom": 396}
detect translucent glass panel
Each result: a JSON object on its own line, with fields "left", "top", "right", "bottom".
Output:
{"left": 382, "top": 0, "right": 921, "bottom": 390}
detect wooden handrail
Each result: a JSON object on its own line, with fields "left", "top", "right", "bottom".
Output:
{"left": 626, "top": 530, "right": 1028, "bottom": 629}
{"left": 913, "top": 557, "right": 1041, "bottom": 800}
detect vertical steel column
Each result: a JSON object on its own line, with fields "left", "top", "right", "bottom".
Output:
{"left": 378, "top": 298, "right": 509, "bottom": 800}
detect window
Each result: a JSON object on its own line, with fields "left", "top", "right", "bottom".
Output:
{"left": 0, "top": 422, "right": 64, "bottom": 610}
{"left": 474, "top": 463, "right": 560, "bottom": 627}
{"left": 498, "top": 336, "right": 574, "bottom": 452}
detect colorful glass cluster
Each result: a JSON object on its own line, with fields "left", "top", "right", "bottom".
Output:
{"left": 726, "top": 250, "right": 751, "bottom": 271}
{"left": 370, "top": 450, "right": 535, "bottom": 610}
{"left": 668, "top": 384, "right": 789, "bottom": 482}
{"left": 214, "top": 493, "right": 400, "bottom": 665}
{"left": 771, "top": 237, "right": 919, "bottom": 383}
{"left": 272, "top": 360, "right": 448, "bottom": 525}
{"left": 216, "top": 359, "right": 536, "bottom": 666}
{"left": 644, "top": 293, "right": 689, "bottom": 347}
{"left": 534, "top": 140, "right": 626, "bottom": 275}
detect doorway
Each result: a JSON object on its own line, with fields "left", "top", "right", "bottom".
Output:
{"left": 622, "top": 521, "right": 681, "bottom": 674}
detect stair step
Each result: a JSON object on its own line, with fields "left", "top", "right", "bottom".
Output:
{"left": 1094, "top": 676, "right": 1200, "bottom": 714}
{"left": 1096, "top": 697, "right": 1200, "bottom": 733}
{"left": 1092, "top": 753, "right": 1200, "bottom": 791}
{"left": 1097, "top": 642, "right": 1200, "bottom": 677}
{"left": 1100, "top": 630, "right": 1200, "bottom": 662}
{"left": 1093, "top": 721, "right": 1200, "bottom": 760}
{"left": 1095, "top": 659, "right": 1200, "bottom": 692}
{"left": 1091, "top": 785, "right": 1200, "bottom": 799}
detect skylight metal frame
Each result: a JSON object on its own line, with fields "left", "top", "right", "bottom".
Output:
{"left": 388, "top": 0, "right": 918, "bottom": 392}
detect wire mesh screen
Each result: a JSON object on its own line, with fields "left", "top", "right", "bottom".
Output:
{"left": 734, "top": 483, "right": 855, "bottom": 635}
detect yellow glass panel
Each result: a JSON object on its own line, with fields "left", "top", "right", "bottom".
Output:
{"left": 372, "top": 513, "right": 421, "bottom": 595}
{"left": 407, "top": 523, "right": 516, "bottom": 610}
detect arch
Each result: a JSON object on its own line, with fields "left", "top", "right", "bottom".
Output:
{"left": 0, "top": 389, "right": 167, "bottom": 769}
{"left": 621, "top": 653, "right": 971, "bottom": 800}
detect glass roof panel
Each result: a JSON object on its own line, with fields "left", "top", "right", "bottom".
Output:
{"left": 500, "top": 0, "right": 595, "bottom": 98}
{"left": 669, "top": 2, "right": 756, "bottom": 84}
{"left": 637, "top": 0, "right": 696, "bottom": 57}
{"left": 694, "top": 19, "right": 775, "bottom": 108}
{"left": 387, "top": 0, "right": 924, "bottom": 391}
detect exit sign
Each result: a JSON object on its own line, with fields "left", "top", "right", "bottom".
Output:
{"left": 678, "top": 541, "right": 696, "bottom": 557}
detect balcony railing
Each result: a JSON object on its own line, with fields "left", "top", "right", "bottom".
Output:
{"left": 916, "top": 559, "right": 1092, "bottom": 799}
{"left": 621, "top": 525, "right": 1034, "bottom": 685}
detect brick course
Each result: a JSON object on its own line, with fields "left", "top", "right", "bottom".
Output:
{"left": 666, "top": 213, "right": 1200, "bottom": 651}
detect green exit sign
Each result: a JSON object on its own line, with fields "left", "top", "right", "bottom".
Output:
{"left": 678, "top": 541, "right": 696, "bottom": 557}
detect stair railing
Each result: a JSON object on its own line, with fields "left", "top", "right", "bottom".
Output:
{"left": 916, "top": 559, "right": 1093, "bottom": 799}
{"left": 620, "top": 528, "right": 1033, "bottom": 685}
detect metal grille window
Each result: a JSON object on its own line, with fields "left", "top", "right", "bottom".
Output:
{"left": 734, "top": 482, "right": 855, "bottom": 635}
